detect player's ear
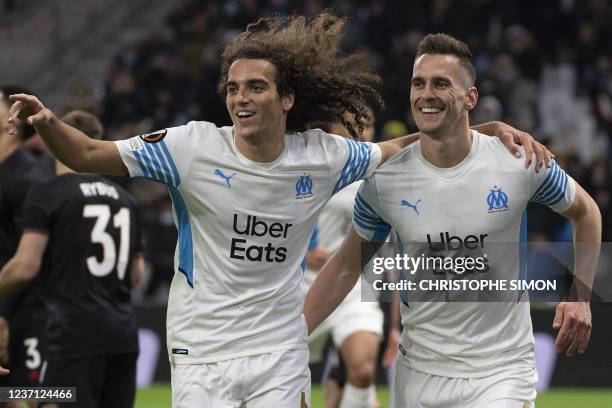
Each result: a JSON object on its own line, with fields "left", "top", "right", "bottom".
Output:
{"left": 281, "top": 91, "right": 294, "bottom": 113}
{"left": 465, "top": 86, "right": 478, "bottom": 111}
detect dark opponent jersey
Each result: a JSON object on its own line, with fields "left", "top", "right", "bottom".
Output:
{"left": 22, "top": 173, "right": 142, "bottom": 359}
{"left": 0, "top": 149, "right": 49, "bottom": 317}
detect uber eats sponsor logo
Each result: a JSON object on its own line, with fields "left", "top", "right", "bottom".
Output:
{"left": 427, "top": 232, "right": 488, "bottom": 251}
{"left": 426, "top": 231, "right": 490, "bottom": 273}
{"left": 231, "top": 214, "right": 292, "bottom": 262}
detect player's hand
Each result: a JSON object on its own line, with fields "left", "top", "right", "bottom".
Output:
{"left": 7, "top": 93, "right": 56, "bottom": 135}
{"left": 382, "top": 327, "right": 401, "bottom": 368}
{"left": 493, "top": 122, "right": 553, "bottom": 170}
{"left": 553, "top": 301, "right": 592, "bottom": 357}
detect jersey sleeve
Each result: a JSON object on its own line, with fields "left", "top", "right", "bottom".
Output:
{"left": 323, "top": 133, "right": 382, "bottom": 195}
{"left": 114, "top": 123, "right": 198, "bottom": 187}
{"left": 352, "top": 177, "right": 391, "bottom": 241}
{"left": 529, "top": 159, "right": 576, "bottom": 213}
{"left": 21, "top": 183, "right": 53, "bottom": 234}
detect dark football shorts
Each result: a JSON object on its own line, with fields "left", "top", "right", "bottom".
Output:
{"left": 0, "top": 306, "right": 47, "bottom": 387}
{"left": 41, "top": 352, "right": 137, "bottom": 408}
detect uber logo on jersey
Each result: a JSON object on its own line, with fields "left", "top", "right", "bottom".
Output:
{"left": 295, "top": 174, "right": 313, "bottom": 199}
{"left": 487, "top": 185, "right": 509, "bottom": 213}
{"left": 140, "top": 129, "right": 168, "bottom": 143}
{"left": 230, "top": 214, "right": 291, "bottom": 262}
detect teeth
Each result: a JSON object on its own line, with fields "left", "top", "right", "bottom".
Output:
{"left": 237, "top": 112, "right": 255, "bottom": 117}
{"left": 421, "top": 107, "right": 442, "bottom": 113}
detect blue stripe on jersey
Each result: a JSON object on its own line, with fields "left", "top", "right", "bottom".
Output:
{"left": 138, "top": 146, "right": 158, "bottom": 181}
{"left": 333, "top": 138, "right": 356, "bottom": 194}
{"left": 309, "top": 223, "right": 319, "bottom": 250}
{"left": 372, "top": 224, "right": 391, "bottom": 241}
{"left": 160, "top": 140, "right": 181, "bottom": 186}
{"left": 353, "top": 192, "right": 391, "bottom": 239}
{"left": 152, "top": 143, "right": 176, "bottom": 187}
{"left": 144, "top": 142, "right": 167, "bottom": 183}
{"left": 542, "top": 173, "right": 568, "bottom": 205}
{"left": 534, "top": 163, "right": 562, "bottom": 202}
{"left": 133, "top": 150, "right": 150, "bottom": 178}
{"left": 332, "top": 139, "right": 372, "bottom": 194}
{"left": 169, "top": 186, "right": 194, "bottom": 288}
{"left": 530, "top": 161, "right": 568, "bottom": 205}
{"left": 517, "top": 210, "right": 528, "bottom": 301}
{"left": 354, "top": 191, "right": 380, "bottom": 218}
{"left": 301, "top": 224, "right": 319, "bottom": 273}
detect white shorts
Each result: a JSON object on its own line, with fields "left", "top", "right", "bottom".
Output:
{"left": 392, "top": 359, "right": 537, "bottom": 408}
{"left": 308, "top": 284, "right": 383, "bottom": 362}
{"left": 171, "top": 348, "right": 311, "bottom": 408}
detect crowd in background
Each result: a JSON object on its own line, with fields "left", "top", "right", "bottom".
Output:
{"left": 24, "top": 0, "right": 612, "bottom": 301}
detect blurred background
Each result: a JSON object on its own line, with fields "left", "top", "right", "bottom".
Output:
{"left": 1, "top": 0, "right": 611, "bottom": 405}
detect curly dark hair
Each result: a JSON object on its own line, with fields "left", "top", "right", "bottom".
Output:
{"left": 218, "top": 12, "right": 384, "bottom": 138}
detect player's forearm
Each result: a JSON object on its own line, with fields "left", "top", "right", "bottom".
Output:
{"left": 0, "top": 258, "right": 37, "bottom": 295}
{"left": 378, "top": 133, "right": 420, "bottom": 156}
{"left": 570, "top": 197, "right": 601, "bottom": 301}
{"left": 470, "top": 121, "right": 504, "bottom": 136}
{"left": 304, "top": 253, "right": 360, "bottom": 334}
{"left": 35, "top": 116, "right": 97, "bottom": 171}
{"left": 35, "top": 116, "right": 124, "bottom": 175}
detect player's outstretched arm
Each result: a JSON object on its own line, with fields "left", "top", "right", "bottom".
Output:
{"left": 304, "top": 227, "right": 371, "bottom": 334}
{"left": 8, "top": 94, "right": 127, "bottom": 176}
{"left": 0, "top": 232, "right": 48, "bottom": 295}
{"left": 553, "top": 183, "right": 601, "bottom": 357}
{"left": 377, "top": 121, "right": 552, "bottom": 169}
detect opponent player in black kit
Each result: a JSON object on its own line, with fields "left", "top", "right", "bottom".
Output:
{"left": 0, "top": 87, "right": 51, "bottom": 407}
{"left": 0, "top": 110, "right": 144, "bottom": 408}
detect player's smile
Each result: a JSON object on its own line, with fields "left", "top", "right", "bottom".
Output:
{"left": 414, "top": 100, "right": 447, "bottom": 128}
{"left": 419, "top": 106, "right": 444, "bottom": 114}
{"left": 236, "top": 110, "right": 256, "bottom": 123}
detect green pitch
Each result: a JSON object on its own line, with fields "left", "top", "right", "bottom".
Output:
{"left": 135, "top": 384, "right": 612, "bottom": 407}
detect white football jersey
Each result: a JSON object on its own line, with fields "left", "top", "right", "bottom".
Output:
{"left": 115, "top": 121, "right": 381, "bottom": 363}
{"left": 353, "top": 131, "right": 576, "bottom": 378}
